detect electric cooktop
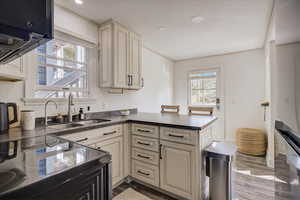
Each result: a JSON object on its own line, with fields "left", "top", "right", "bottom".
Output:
{"left": 0, "top": 135, "right": 108, "bottom": 197}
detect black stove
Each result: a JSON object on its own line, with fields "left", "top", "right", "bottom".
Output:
{"left": 0, "top": 135, "right": 112, "bottom": 200}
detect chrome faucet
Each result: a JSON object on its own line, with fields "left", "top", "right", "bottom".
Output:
{"left": 44, "top": 100, "right": 58, "bottom": 126}
{"left": 68, "top": 93, "right": 74, "bottom": 123}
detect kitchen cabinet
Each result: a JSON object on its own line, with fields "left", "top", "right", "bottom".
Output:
{"left": 160, "top": 140, "right": 195, "bottom": 199}
{"left": 129, "top": 32, "right": 143, "bottom": 89}
{"left": 95, "top": 136, "right": 124, "bottom": 186}
{"left": 132, "top": 159, "right": 160, "bottom": 187}
{"left": 59, "top": 124, "right": 125, "bottom": 187}
{"left": 0, "top": 57, "right": 25, "bottom": 81}
{"left": 130, "top": 123, "right": 214, "bottom": 200}
{"left": 99, "top": 20, "right": 143, "bottom": 90}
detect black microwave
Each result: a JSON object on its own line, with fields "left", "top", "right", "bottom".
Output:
{"left": 0, "top": 0, "right": 54, "bottom": 64}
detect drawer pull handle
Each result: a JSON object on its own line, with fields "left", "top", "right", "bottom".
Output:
{"left": 168, "top": 134, "right": 184, "bottom": 138}
{"left": 104, "top": 131, "right": 117, "bottom": 136}
{"left": 137, "top": 170, "right": 150, "bottom": 176}
{"left": 137, "top": 154, "right": 150, "bottom": 159}
{"left": 137, "top": 129, "right": 151, "bottom": 133}
{"left": 137, "top": 141, "right": 151, "bottom": 146}
{"left": 159, "top": 144, "right": 163, "bottom": 159}
{"left": 76, "top": 138, "right": 88, "bottom": 143}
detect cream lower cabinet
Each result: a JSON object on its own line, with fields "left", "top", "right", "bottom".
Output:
{"left": 59, "top": 124, "right": 126, "bottom": 187}
{"left": 160, "top": 140, "right": 196, "bottom": 200}
{"left": 130, "top": 123, "right": 214, "bottom": 200}
{"left": 95, "top": 136, "right": 124, "bottom": 186}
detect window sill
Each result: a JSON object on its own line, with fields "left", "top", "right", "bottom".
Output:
{"left": 22, "top": 97, "right": 96, "bottom": 106}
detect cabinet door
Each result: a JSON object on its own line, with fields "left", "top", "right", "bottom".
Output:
{"left": 113, "top": 24, "right": 130, "bottom": 88}
{"left": 95, "top": 137, "right": 124, "bottom": 186}
{"left": 0, "top": 57, "right": 24, "bottom": 81}
{"left": 129, "top": 32, "right": 142, "bottom": 89}
{"left": 160, "top": 141, "right": 195, "bottom": 199}
{"left": 99, "top": 23, "right": 113, "bottom": 87}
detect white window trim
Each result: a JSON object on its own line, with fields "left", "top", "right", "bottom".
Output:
{"left": 23, "top": 31, "right": 96, "bottom": 106}
{"left": 187, "top": 67, "right": 220, "bottom": 107}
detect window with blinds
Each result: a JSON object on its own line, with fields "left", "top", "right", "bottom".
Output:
{"left": 35, "top": 39, "right": 88, "bottom": 98}
{"left": 189, "top": 71, "right": 217, "bottom": 106}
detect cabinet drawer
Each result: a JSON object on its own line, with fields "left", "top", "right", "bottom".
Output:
{"left": 132, "top": 135, "right": 159, "bottom": 152}
{"left": 160, "top": 127, "right": 198, "bottom": 145}
{"left": 99, "top": 124, "right": 123, "bottom": 141}
{"left": 132, "top": 148, "right": 159, "bottom": 166}
{"left": 132, "top": 160, "right": 159, "bottom": 187}
{"left": 60, "top": 124, "right": 122, "bottom": 145}
{"left": 132, "top": 123, "right": 159, "bottom": 138}
{"left": 60, "top": 129, "right": 100, "bottom": 145}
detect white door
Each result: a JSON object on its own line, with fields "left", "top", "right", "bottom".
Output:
{"left": 160, "top": 140, "right": 195, "bottom": 199}
{"left": 96, "top": 137, "right": 124, "bottom": 186}
{"left": 113, "top": 24, "right": 129, "bottom": 88}
{"left": 188, "top": 67, "right": 225, "bottom": 141}
{"left": 129, "top": 32, "right": 142, "bottom": 89}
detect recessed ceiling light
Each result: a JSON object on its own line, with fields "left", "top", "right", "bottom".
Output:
{"left": 158, "top": 27, "right": 167, "bottom": 31}
{"left": 75, "top": 0, "right": 83, "bottom": 5}
{"left": 191, "top": 16, "right": 204, "bottom": 24}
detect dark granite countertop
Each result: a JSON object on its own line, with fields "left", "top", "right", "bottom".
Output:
{"left": 129, "top": 112, "right": 217, "bottom": 129}
{"left": 0, "top": 112, "right": 217, "bottom": 142}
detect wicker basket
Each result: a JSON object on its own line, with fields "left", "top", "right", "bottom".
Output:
{"left": 236, "top": 128, "right": 267, "bottom": 156}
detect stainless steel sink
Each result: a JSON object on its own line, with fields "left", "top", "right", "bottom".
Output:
{"left": 74, "top": 119, "right": 111, "bottom": 125}
{"left": 48, "top": 123, "right": 84, "bottom": 130}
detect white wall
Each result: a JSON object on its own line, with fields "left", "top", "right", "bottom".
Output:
{"left": 274, "top": 43, "right": 300, "bottom": 155}
{"left": 174, "top": 49, "right": 266, "bottom": 141}
{"left": 275, "top": 43, "right": 300, "bottom": 132}
{"left": 54, "top": 5, "right": 98, "bottom": 44}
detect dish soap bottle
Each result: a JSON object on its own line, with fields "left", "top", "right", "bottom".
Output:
{"left": 79, "top": 108, "right": 85, "bottom": 120}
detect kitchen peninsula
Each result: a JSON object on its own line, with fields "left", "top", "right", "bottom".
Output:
{"left": 0, "top": 111, "right": 217, "bottom": 200}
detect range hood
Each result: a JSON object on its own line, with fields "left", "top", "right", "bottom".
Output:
{"left": 0, "top": 0, "right": 54, "bottom": 64}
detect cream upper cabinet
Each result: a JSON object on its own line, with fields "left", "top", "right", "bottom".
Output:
{"left": 0, "top": 57, "right": 25, "bottom": 81}
{"left": 113, "top": 24, "right": 129, "bottom": 88}
{"left": 99, "top": 23, "right": 113, "bottom": 87}
{"left": 160, "top": 140, "right": 196, "bottom": 200}
{"left": 129, "top": 32, "right": 143, "bottom": 89}
{"left": 95, "top": 136, "right": 124, "bottom": 186}
{"left": 99, "top": 20, "right": 143, "bottom": 90}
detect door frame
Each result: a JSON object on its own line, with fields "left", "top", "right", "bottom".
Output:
{"left": 186, "top": 65, "right": 225, "bottom": 140}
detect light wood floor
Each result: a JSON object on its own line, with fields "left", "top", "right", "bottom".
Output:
{"left": 113, "top": 153, "right": 275, "bottom": 200}
{"left": 234, "top": 153, "right": 275, "bottom": 200}
{"left": 274, "top": 154, "right": 297, "bottom": 200}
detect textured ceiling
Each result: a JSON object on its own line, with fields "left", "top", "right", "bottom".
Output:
{"left": 55, "top": 0, "right": 273, "bottom": 61}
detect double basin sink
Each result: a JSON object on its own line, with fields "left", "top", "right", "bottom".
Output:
{"left": 48, "top": 119, "right": 111, "bottom": 130}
